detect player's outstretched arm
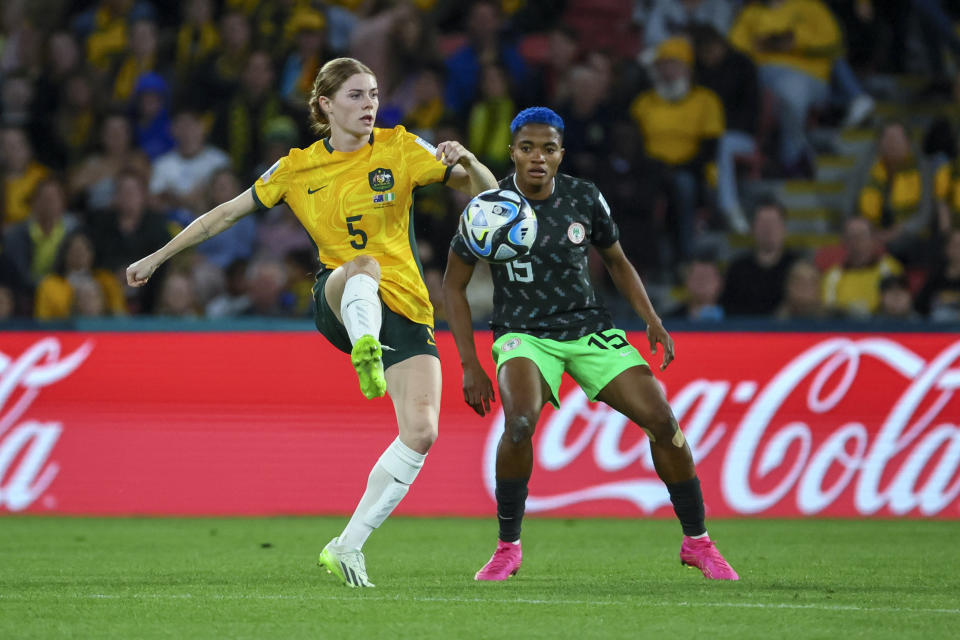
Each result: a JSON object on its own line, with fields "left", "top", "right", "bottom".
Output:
{"left": 598, "top": 241, "right": 676, "bottom": 371}
{"left": 436, "top": 140, "right": 497, "bottom": 196}
{"left": 441, "top": 249, "right": 496, "bottom": 416}
{"left": 126, "top": 189, "right": 257, "bottom": 287}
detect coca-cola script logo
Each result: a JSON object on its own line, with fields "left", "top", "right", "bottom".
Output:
{"left": 0, "top": 338, "right": 93, "bottom": 511}
{"left": 482, "top": 337, "right": 960, "bottom": 517}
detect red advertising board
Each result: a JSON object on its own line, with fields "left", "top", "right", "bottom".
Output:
{"left": 1, "top": 331, "right": 959, "bottom": 518}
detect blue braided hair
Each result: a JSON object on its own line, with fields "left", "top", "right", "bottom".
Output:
{"left": 509, "top": 107, "right": 565, "bottom": 138}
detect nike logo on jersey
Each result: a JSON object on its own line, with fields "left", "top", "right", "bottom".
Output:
{"left": 307, "top": 185, "right": 328, "bottom": 194}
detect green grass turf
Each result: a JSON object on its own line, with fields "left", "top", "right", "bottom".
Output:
{"left": 0, "top": 517, "right": 957, "bottom": 639}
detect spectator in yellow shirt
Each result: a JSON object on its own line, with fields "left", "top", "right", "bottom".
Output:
{"left": 856, "top": 120, "right": 935, "bottom": 263}
{"left": 467, "top": 64, "right": 516, "bottom": 178}
{"left": 75, "top": 0, "right": 131, "bottom": 72}
{"left": 630, "top": 37, "right": 724, "bottom": 263}
{"left": 822, "top": 216, "right": 903, "bottom": 317}
{"left": 34, "top": 230, "right": 126, "bottom": 320}
{"left": 730, "top": 0, "right": 872, "bottom": 175}
{"left": 1, "top": 127, "right": 50, "bottom": 229}
{"left": 3, "top": 177, "right": 79, "bottom": 288}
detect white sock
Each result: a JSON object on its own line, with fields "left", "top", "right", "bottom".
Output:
{"left": 691, "top": 531, "right": 710, "bottom": 539}
{"left": 340, "top": 274, "right": 382, "bottom": 346}
{"left": 337, "top": 438, "right": 426, "bottom": 550}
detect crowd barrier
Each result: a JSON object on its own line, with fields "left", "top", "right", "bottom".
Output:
{"left": 1, "top": 327, "right": 958, "bottom": 518}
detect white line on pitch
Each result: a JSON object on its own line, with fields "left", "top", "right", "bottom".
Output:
{"left": 2, "top": 593, "right": 958, "bottom": 615}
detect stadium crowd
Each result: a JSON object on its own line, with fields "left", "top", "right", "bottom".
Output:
{"left": 2, "top": 0, "right": 960, "bottom": 325}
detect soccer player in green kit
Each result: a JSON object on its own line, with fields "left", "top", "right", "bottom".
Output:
{"left": 443, "top": 107, "right": 738, "bottom": 581}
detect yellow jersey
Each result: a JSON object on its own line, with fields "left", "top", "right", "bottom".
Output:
{"left": 728, "top": 0, "right": 842, "bottom": 82}
{"left": 822, "top": 255, "right": 903, "bottom": 315}
{"left": 252, "top": 126, "right": 451, "bottom": 326}
{"left": 3, "top": 162, "right": 50, "bottom": 226}
{"left": 630, "top": 87, "right": 725, "bottom": 166}
{"left": 858, "top": 159, "right": 924, "bottom": 228}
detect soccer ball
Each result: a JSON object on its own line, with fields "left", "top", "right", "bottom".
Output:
{"left": 458, "top": 188, "right": 538, "bottom": 264}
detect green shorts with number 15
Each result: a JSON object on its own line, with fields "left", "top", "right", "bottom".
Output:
{"left": 491, "top": 329, "right": 649, "bottom": 408}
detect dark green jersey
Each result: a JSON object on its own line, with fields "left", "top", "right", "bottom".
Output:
{"left": 451, "top": 173, "right": 620, "bottom": 341}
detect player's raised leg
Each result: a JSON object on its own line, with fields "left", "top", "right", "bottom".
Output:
{"left": 475, "top": 357, "right": 550, "bottom": 581}
{"left": 324, "top": 255, "right": 386, "bottom": 399}
{"left": 596, "top": 366, "right": 739, "bottom": 581}
{"left": 319, "top": 354, "right": 439, "bottom": 587}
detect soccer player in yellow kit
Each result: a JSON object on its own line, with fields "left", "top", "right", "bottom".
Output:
{"left": 127, "top": 58, "right": 497, "bottom": 587}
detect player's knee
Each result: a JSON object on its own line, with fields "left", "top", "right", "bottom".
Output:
{"left": 403, "top": 420, "right": 437, "bottom": 453}
{"left": 404, "top": 432, "right": 436, "bottom": 454}
{"left": 645, "top": 406, "right": 680, "bottom": 445}
{"left": 504, "top": 413, "right": 536, "bottom": 444}
{"left": 346, "top": 255, "right": 381, "bottom": 281}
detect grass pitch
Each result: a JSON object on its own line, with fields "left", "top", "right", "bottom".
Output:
{"left": 1, "top": 517, "right": 957, "bottom": 639}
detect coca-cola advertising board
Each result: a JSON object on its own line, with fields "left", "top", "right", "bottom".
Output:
{"left": 1, "top": 331, "right": 959, "bottom": 518}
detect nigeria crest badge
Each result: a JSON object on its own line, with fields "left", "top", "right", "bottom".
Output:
{"left": 567, "top": 222, "right": 586, "bottom": 244}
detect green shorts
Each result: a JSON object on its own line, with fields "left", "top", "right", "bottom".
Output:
{"left": 312, "top": 270, "right": 439, "bottom": 370}
{"left": 491, "top": 329, "right": 649, "bottom": 408}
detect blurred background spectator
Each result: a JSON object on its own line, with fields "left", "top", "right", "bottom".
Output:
{"left": 149, "top": 107, "right": 230, "bottom": 215}
{"left": 3, "top": 177, "right": 78, "bottom": 288}
{"left": 721, "top": 196, "right": 795, "bottom": 316}
{"left": 89, "top": 170, "right": 171, "bottom": 313}
{"left": 68, "top": 111, "right": 151, "bottom": 212}
{"left": 776, "top": 259, "right": 825, "bottom": 320}
{"left": 444, "top": 0, "right": 528, "bottom": 119}
{"left": 876, "top": 272, "right": 919, "bottom": 321}
{"left": 132, "top": 72, "right": 175, "bottom": 161}
{"left": 183, "top": 167, "right": 257, "bottom": 270}
{"left": 916, "top": 228, "right": 960, "bottom": 322}
{"left": 280, "top": 9, "right": 330, "bottom": 111}
{"left": 1, "top": 126, "right": 50, "bottom": 228}
{"left": 630, "top": 36, "right": 724, "bottom": 266}
{"left": 467, "top": 63, "right": 515, "bottom": 177}
{"left": 692, "top": 24, "right": 758, "bottom": 232}
{"left": 206, "top": 257, "right": 250, "bottom": 318}
{"left": 672, "top": 256, "right": 725, "bottom": 321}
{"left": 0, "top": 284, "right": 15, "bottom": 320}
{"left": 822, "top": 216, "right": 903, "bottom": 318}
{"left": 0, "top": 0, "right": 957, "bottom": 328}
{"left": 156, "top": 269, "right": 201, "bottom": 318}
{"left": 243, "top": 257, "right": 289, "bottom": 317}
{"left": 175, "top": 0, "right": 220, "bottom": 85}
{"left": 34, "top": 229, "right": 125, "bottom": 320}
{"left": 729, "top": 0, "right": 874, "bottom": 177}
{"left": 855, "top": 119, "right": 935, "bottom": 264}
{"left": 639, "top": 0, "right": 735, "bottom": 52}
{"left": 213, "top": 50, "right": 289, "bottom": 181}
{"left": 556, "top": 54, "right": 617, "bottom": 180}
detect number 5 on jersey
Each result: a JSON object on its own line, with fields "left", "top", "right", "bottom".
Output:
{"left": 346, "top": 215, "right": 367, "bottom": 249}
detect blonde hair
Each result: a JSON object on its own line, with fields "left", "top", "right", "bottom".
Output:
{"left": 308, "top": 57, "right": 375, "bottom": 138}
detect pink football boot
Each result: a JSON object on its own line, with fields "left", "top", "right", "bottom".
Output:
{"left": 680, "top": 535, "right": 739, "bottom": 581}
{"left": 474, "top": 540, "right": 522, "bottom": 581}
